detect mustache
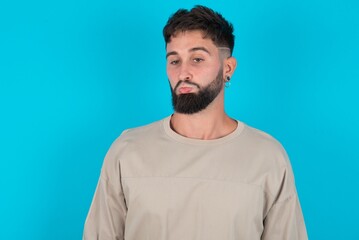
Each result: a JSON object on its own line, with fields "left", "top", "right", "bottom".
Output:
{"left": 174, "top": 80, "right": 201, "bottom": 92}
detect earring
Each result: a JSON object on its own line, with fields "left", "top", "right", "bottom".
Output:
{"left": 225, "top": 76, "right": 231, "bottom": 88}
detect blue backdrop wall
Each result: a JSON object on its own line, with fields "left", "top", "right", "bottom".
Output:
{"left": 1, "top": 0, "right": 358, "bottom": 239}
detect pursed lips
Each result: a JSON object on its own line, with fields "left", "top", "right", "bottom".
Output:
{"left": 178, "top": 86, "right": 195, "bottom": 94}
{"left": 174, "top": 80, "right": 200, "bottom": 94}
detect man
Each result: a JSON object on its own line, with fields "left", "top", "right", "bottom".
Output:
{"left": 83, "top": 5, "right": 308, "bottom": 240}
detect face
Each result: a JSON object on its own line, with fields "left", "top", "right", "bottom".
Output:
{"left": 166, "top": 30, "right": 226, "bottom": 114}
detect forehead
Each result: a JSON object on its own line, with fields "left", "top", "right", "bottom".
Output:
{"left": 166, "top": 30, "right": 218, "bottom": 54}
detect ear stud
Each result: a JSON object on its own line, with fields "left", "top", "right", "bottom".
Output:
{"left": 225, "top": 76, "right": 231, "bottom": 88}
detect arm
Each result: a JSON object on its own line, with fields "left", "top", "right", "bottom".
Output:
{"left": 261, "top": 167, "right": 308, "bottom": 240}
{"left": 83, "top": 139, "right": 127, "bottom": 240}
{"left": 261, "top": 193, "right": 307, "bottom": 239}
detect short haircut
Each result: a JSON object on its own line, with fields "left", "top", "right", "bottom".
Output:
{"left": 163, "top": 5, "right": 235, "bottom": 55}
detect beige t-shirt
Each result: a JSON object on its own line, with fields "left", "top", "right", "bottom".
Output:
{"left": 83, "top": 116, "right": 307, "bottom": 240}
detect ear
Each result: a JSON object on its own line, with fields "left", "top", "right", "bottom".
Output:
{"left": 223, "top": 57, "right": 237, "bottom": 78}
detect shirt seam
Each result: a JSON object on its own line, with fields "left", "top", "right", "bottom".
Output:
{"left": 121, "top": 175, "right": 273, "bottom": 198}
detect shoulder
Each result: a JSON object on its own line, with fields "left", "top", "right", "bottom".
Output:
{"left": 238, "top": 122, "right": 290, "bottom": 168}
{"left": 99, "top": 118, "right": 166, "bottom": 175}
{"left": 119, "top": 118, "right": 164, "bottom": 141}
{"left": 236, "top": 123, "right": 298, "bottom": 202}
{"left": 241, "top": 124, "right": 283, "bottom": 149}
{"left": 109, "top": 117, "right": 166, "bottom": 150}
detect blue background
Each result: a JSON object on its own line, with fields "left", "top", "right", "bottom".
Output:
{"left": 1, "top": 0, "right": 358, "bottom": 239}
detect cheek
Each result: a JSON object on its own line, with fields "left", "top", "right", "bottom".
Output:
{"left": 166, "top": 67, "right": 178, "bottom": 88}
{"left": 197, "top": 60, "right": 222, "bottom": 76}
{"left": 200, "top": 67, "right": 222, "bottom": 82}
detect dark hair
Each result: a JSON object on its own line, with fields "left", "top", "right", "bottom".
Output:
{"left": 163, "top": 5, "right": 235, "bottom": 54}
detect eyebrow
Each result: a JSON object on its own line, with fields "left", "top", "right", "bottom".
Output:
{"left": 166, "top": 47, "right": 211, "bottom": 59}
{"left": 190, "top": 47, "right": 211, "bottom": 55}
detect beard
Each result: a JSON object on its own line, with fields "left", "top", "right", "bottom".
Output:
{"left": 170, "top": 69, "right": 224, "bottom": 114}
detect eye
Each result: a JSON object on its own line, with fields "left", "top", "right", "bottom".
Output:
{"left": 169, "top": 59, "right": 180, "bottom": 65}
{"left": 193, "top": 57, "right": 204, "bottom": 63}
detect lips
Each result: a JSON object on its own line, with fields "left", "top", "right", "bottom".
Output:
{"left": 178, "top": 87, "right": 194, "bottom": 94}
{"left": 174, "top": 80, "right": 201, "bottom": 94}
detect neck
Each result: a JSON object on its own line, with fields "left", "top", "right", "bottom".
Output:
{"left": 170, "top": 95, "right": 237, "bottom": 140}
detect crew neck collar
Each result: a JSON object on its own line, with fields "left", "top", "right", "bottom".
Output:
{"left": 162, "top": 115, "right": 245, "bottom": 145}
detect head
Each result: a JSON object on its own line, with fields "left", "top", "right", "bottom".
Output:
{"left": 163, "top": 5, "right": 235, "bottom": 55}
{"left": 163, "top": 5, "right": 236, "bottom": 114}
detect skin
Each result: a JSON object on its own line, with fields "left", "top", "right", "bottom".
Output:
{"left": 166, "top": 30, "right": 237, "bottom": 140}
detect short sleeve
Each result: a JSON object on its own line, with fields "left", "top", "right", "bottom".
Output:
{"left": 261, "top": 166, "right": 308, "bottom": 240}
{"left": 83, "top": 137, "right": 128, "bottom": 240}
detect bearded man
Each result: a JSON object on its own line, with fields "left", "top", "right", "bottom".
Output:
{"left": 83, "top": 5, "right": 307, "bottom": 240}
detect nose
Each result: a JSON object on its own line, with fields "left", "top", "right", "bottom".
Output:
{"left": 178, "top": 62, "right": 192, "bottom": 81}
